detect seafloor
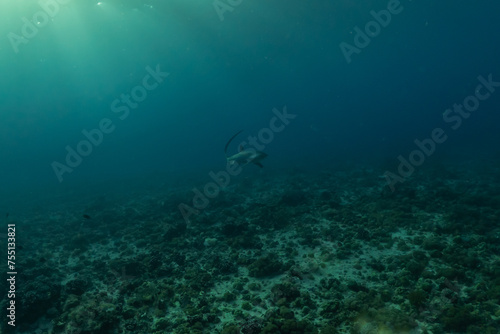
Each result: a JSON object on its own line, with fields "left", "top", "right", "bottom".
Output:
{"left": 1, "top": 160, "right": 499, "bottom": 334}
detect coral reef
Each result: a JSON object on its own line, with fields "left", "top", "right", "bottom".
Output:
{"left": 2, "top": 161, "right": 499, "bottom": 333}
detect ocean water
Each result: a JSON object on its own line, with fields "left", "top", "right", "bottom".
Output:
{"left": 1, "top": 0, "right": 499, "bottom": 333}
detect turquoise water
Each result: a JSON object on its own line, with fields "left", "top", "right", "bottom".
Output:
{"left": 0, "top": 1, "right": 499, "bottom": 333}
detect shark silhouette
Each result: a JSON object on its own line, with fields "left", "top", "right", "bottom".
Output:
{"left": 224, "top": 130, "right": 267, "bottom": 168}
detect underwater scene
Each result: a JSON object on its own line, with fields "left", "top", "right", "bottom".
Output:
{"left": 0, "top": 0, "right": 500, "bottom": 333}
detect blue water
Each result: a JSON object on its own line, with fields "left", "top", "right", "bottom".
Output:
{"left": 1, "top": 1, "right": 500, "bottom": 332}
{"left": 1, "top": 0, "right": 499, "bottom": 195}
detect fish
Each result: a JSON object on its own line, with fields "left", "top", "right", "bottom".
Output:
{"left": 83, "top": 214, "right": 91, "bottom": 219}
{"left": 224, "top": 130, "right": 267, "bottom": 168}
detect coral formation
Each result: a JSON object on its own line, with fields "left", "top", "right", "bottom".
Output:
{"left": 2, "top": 162, "right": 499, "bottom": 333}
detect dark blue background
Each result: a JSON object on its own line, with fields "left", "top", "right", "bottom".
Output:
{"left": 0, "top": 0, "right": 499, "bottom": 209}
